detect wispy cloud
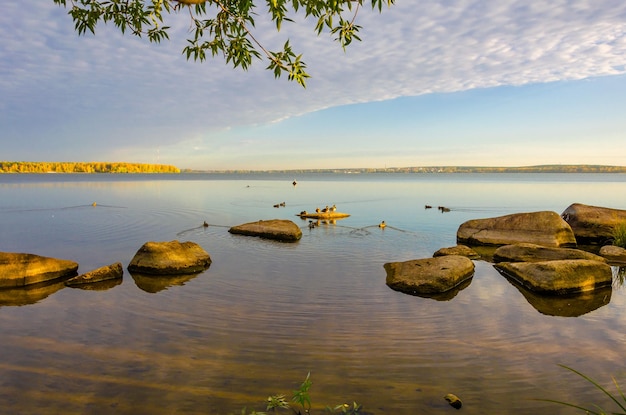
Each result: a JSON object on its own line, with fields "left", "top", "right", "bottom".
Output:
{"left": 1, "top": 1, "right": 625, "bottom": 166}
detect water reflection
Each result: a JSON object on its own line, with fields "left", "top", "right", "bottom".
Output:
{"left": 409, "top": 277, "right": 473, "bottom": 301}
{"left": 0, "top": 279, "right": 67, "bottom": 306}
{"left": 66, "top": 278, "right": 123, "bottom": 291}
{"left": 502, "top": 274, "right": 612, "bottom": 317}
{"left": 130, "top": 271, "right": 203, "bottom": 293}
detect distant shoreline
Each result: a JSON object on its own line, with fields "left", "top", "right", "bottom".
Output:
{"left": 2, "top": 162, "right": 626, "bottom": 174}
{"left": 183, "top": 165, "right": 626, "bottom": 174}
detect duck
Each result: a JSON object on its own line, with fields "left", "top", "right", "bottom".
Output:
{"left": 308, "top": 220, "right": 316, "bottom": 229}
{"left": 378, "top": 221, "right": 386, "bottom": 229}
{"left": 331, "top": 204, "right": 337, "bottom": 211}
{"left": 279, "top": 201, "right": 286, "bottom": 207}
{"left": 203, "top": 221, "right": 209, "bottom": 227}
{"left": 425, "top": 205, "right": 432, "bottom": 209}
{"left": 292, "top": 180, "right": 297, "bottom": 186}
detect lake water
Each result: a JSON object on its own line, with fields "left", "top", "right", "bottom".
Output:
{"left": 1, "top": 172, "right": 625, "bottom": 415}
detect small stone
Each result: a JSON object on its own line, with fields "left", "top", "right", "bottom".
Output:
{"left": 444, "top": 393, "right": 462, "bottom": 409}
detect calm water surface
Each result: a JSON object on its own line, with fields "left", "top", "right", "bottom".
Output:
{"left": 1, "top": 173, "right": 626, "bottom": 415}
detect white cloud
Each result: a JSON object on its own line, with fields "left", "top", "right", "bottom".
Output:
{"left": 1, "top": 1, "right": 626, "bottom": 165}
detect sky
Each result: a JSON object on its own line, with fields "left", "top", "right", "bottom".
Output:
{"left": 1, "top": 1, "right": 626, "bottom": 171}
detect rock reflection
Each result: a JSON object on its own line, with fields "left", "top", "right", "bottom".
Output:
{"left": 130, "top": 272, "right": 201, "bottom": 293}
{"left": 504, "top": 276, "right": 612, "bottom": 317}
{"left": 66, "top": 278, "right": 122, "bottom": 291}
{"left": 0, "top": 279, "right": 67, "bottom": 306}
{"left": 404, "top": 278, "right": 473, "bottom": 301}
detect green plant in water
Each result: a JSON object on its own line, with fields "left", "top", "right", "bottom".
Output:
{"left": 612, "top": 222, "right": 626, "bottom": 248}
{"left": 326, "top": 402, "right": 363, "bottom": 415}
{"left": 540, "top": 365, "right": 626, "bottom": 414}
{"left": 259, "top": 373, "right": 363, "bottom": 415}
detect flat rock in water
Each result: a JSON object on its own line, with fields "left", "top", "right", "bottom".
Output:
{"left": 495, "top": 259, "right": 612, "bottom": 294}
{"left": 493, "top": 243, "right": 606, "bottom": 263}
{"left": 457, "top": 211, "right": 576, "bottom": 248}
{"left": 433, "top": 245, "right": 480, "bottom": 259}
{"left": 599, "top": 245, "right": 626, "bottom": 264}
{"left": 0, "top": 252, "right": 78, "bottom": 288}
{"left": 128, "top": 241, "right": 211, "bottom": 275}
{"left": 65, "top": 262, "right": 123, "bottom": 286}
{"left": 561, "top": 203, "right": 626, "bottom": 245}
{"left": 229, "top": 219, "right": 302, "bottom": 242}
{"left": 384, "top": 255, "right": 475, "bottom": 295}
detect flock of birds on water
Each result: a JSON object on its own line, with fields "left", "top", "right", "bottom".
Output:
{"left": 189, "top": 179, "right": 452, "bottom": 235}
{"left": 271, "top": 179, "right": 452, "bottom": 232}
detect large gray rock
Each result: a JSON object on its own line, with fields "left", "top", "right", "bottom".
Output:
{"left": 561, "top": 203, "right": 626, "bottom": 245}
{"left": 229, "top": 219, "right": 302, "bottom": 242}
{"left": 457, "top": 211, "right": 576, "bottom": 248}
{"left": 599, "top": 245, "right": 626, "bottom": 264}
{"left": 384, "top": 255, "right": 475, "bottom": 295}
{"left": 128, "top": 241, "right": 211, "bottom": 275}
{"left": 0, "top": 252, "right": 78, "bottom": 288}
{"left": 495, "top": 259, "right": 612, "bottom": 294}
{"left": 493, "top": 243, "right": 606, "bottom": 263}
{"left": 65, "top": 262, "right": 123, "bottom": 286}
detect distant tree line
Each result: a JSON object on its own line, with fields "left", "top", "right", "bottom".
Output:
{"left": 186, "top": 165, "right": 626, "bottom": 174}
{"left": 0, "top": 161, "right": 180, "bottom": 174}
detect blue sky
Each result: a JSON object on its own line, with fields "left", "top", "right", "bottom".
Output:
{"left": 2, "top": 1, "right": 626, "bottom": 170}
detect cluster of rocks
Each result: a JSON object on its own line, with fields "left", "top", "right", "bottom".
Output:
{"left": 0, "top": 219, "right": 299, "bottom": 301}
{"left": 385, "top": 203, "right": 626, "bottom": 300}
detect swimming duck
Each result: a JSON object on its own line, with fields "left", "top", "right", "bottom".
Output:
{"left": 379, "top": 221, "right": 386, "bottom": 229}
{"left": 203, "top": 221, "right": 209, "bottom": 227}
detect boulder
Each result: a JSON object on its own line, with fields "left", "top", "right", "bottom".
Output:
{"left": 495, "top": 259, "right": 612, "bottom": 294}
{"left": 493, "top": 243, "right": 606, "bottom": 263}
{"left": 433, "top": 245, "right": 480, "bottom": 259}
{"left": 127, "top": 240, "right": 211, "bottom": 275}
{"left": 229, "top": 219, "right": 302, "bottom": 242}
{"left": 561, "top": 203, "right": 626, "bottom": 245}
{"left": 0, "top": 252, "right": 78, "bottom": 288}
{"left": 457, "top": 211, "right": 576, "bottom": 248}
{"left": 384, "top": 255, "right": 475, "bottom": 295}
{"left": 599, "top": 245, "right": 626, "bottom": 264}
{"left": 65, "top": 262, "right": 124, "bottom": 286}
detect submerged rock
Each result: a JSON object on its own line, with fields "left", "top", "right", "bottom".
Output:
{"left": 128, "top": 240, "right": 211, "bottom": 275}
{"left": 493, "top": 243, "right": 605, "bottom": 263}
{"left": 65, "top": 262, "right": 123, "bottom": 286}
{"left": 457, "top": 211, "right": 576, "bottom": 248}
{"left": 0, "top": 252, "right": 78, "bottom": 288}
{"left": 495, "top": 259, "right": 612, "bottom": 294}
{"left": 384, "top": 255, "right": 474, "bottom": 295}
{"left": 561, "top": 203, "right": 626, "bottom": 245}
{"left": 229, "top": 219, "right": 302, "bottom": 242}
{"left": 599, "top": 245, "right": 626, "bottom": 264}
{"left": 433, "top": 244, "right": 481, "bottom": 259}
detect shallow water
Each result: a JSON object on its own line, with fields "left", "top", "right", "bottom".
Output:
{"left": 1, "top": 173, "right": 625, "bottom": 414}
